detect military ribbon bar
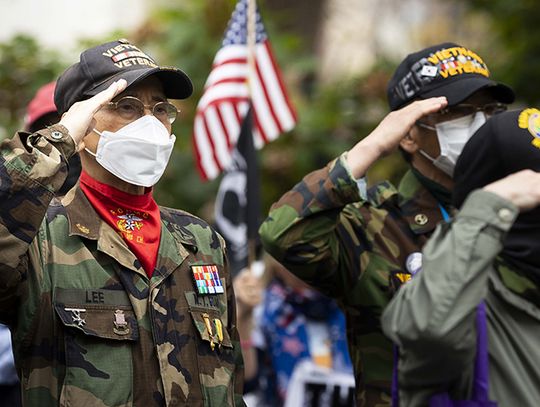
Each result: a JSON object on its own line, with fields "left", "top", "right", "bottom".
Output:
{"left": 191, "top": 265, "right": 225, "bottom": 295}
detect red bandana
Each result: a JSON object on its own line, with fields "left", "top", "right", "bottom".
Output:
{"left": 79, "top": 171, "right": 161, "bottom": 278}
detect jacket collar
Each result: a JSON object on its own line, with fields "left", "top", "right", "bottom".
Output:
{"left": 62, "top": 184, "right": 101, "bottom": 240}
{"left": 61, "top": 183, "right": 191, "bottom": 279}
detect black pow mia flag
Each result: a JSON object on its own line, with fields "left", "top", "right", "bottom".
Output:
{"left": 214, "top": 106, "right": 260, "bottom": 277}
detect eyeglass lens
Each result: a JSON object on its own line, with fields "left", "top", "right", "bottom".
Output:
{"left": 114, "top": 97, "right": 178, "bottom": 123}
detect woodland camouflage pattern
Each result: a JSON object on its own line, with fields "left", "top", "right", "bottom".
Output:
{"left": 0, "top": 125, "right": 244, "bottom": 406}
{"left": 259, "top": 154, "right": 445, "bottom": 407}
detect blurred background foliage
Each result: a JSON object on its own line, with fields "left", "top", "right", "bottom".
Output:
{"left": 0, "top": 0, "right": 538, "bottom": 220}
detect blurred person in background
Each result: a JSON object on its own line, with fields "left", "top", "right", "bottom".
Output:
{"left": 259, "top": 42, "right": 514, "bottom": 406}
{"left": 382, "top": 108, "right": 540, "bottom": 406}
{"left": 24, "top": 81, "right": 82, "bottom": 196}
{"left": 235, "top": 255, "right": 354, "bottom": 407}
{"left": 0, "top": 324, "right": 20, "bottom": 406}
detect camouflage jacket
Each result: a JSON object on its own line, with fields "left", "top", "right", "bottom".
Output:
{"left": 0, "top": 125, "right": 245, "bottom": 407}
{"left": 259, "top": 154, "right": 445, "bottom": 407}
{"left": 382, "top": 190, "right": 540, "bottom": 406}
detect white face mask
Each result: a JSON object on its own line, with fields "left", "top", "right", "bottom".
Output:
{"left": 419, "top": 112, "right": 486, "bottom": 177}
{"left": 86, "top": 115, "right": 176, "bottom": 187}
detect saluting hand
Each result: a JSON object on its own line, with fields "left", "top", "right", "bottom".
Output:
{"left": 346, "top": 97, "right": 447, "bottom": 179}
{"left": 59, "top": 79, "right": 127, "bottom": 151}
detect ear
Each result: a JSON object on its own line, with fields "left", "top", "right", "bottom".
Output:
{"left": 399, "top": 129, "right": 420, "bottom": 154}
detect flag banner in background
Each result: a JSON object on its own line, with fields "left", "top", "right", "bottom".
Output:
{"left": 193, "top": 0, "right": 297, "bottom": 181}
{"left": 214, "top": 107, "right": 260, "bottom": 276}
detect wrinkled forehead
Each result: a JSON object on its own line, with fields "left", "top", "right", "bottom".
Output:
{"left": 117, "top": 76, "right": 167, "bottom": 101}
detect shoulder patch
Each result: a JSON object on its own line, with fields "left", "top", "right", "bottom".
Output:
{"left": 518, "top": 108, "right": 540, "bottom": 148}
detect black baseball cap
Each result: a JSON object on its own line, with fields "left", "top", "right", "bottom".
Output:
{"left": 55, "top": 39, "right": 193, "bottom": 115}
{"left": 453, "top": 108, "right": 540, "bottom": 209}
{"left": 387, "top": 42, "right": 514, "bottom": 111}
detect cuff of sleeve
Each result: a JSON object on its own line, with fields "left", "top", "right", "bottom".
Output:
{"left": 34, "top": 124, "right": 77, "bottom": 159}
{"left": 457, "top": 189, "right": 519, "bottom": 232}
{"left": 341, "top": 152, "right": 368, "bottom": 200}
{"left": 332, "top": 153, "right": 366, "bottom": 202}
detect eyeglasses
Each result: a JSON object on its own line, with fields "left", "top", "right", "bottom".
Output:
{"left": 418, "top": 102, "right": 508, "bottom": 130}
{"left": 107, "top": 96, "right": 179, "bottom": 124}
{"left": 437, "top": 102, "right": 508, "bottom": 117}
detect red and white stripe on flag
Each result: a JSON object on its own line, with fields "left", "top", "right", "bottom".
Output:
{"left": 192, "top": 0, "right": 297, "bottom": 181}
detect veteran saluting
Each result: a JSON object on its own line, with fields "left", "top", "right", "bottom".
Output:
{"left": 0, "top": 39, "right": 244, "bottom": 407}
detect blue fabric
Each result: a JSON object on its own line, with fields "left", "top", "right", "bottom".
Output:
{"left": 391, "top": 303, "right": 497, "bottom": 407}
{"left": 438, "top": 203, "right": 451, "bottom": 222}
{"left": 0, "top": 324, "right": 18, "bottom": 385}
{"left": 428, "top": 302, "right": 497, "bottom": 406}
{"left": 259, "top": 279, "right": 353, "bottom": 404}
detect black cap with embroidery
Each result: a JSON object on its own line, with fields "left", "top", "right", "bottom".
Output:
{"left": 453, "top": 108, "right": 540, "bottom": 209}
{"left": 55, "top": 39, "right": 193, "bottom": 114}
{"left": 386, "top": 42, "right": 515, "bottom": 111}
{"left": 453, "top": 108, "right": 540, "bottom": 279}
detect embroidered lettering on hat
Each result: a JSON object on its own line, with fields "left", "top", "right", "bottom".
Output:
{"left": 518, "top": 108, "right": 540, "bottom": 149}
{"left": 191, "top": 265, "right": 224, "bottom": 295}
{"left": 102, "top": 43, "right": 158, "bottom": 69}
{"left": 386, "top": 42, "right": 515, "bottom": 111}
{"left": 54, "top": 39, "right": 193, "bottom": 115}
{"left": 111, "top": 51, "right": 152, "bottom": 63}
{"left": 395, "top": 46, "right": 490, "bottom": 101}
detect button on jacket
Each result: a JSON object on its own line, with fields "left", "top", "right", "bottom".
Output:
{"left": 0, "top": 126, "right": 245, "bottom": 407}
{"left": 259, "top": 154, "right": 445, "bottom": 406}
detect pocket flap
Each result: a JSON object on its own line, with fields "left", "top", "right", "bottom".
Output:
{"left": 54, "top": 288, "right": 138, "bottom": 341}
{"left": 189, "top": 307, "right": 232, "bottom": 348}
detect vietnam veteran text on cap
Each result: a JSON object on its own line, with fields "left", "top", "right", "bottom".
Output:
{"left": 386, "top": 42, "right": 514, "bottom": 111}
{"left": 54, "top": 39, "right": 193, "bottom": 115}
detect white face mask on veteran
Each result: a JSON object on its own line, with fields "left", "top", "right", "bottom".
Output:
{"left": 87, "top": 115, "right": 176, "bottom": 187}
{"left": 419, "top": 112, "right": 487, "bottom": 177}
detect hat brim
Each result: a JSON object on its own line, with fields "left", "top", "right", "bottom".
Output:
{"left": 420, "top": 76, "right": 515, "bottom": 106}
{"left": 86, "top": 66, "right": 193, "bottom": 100}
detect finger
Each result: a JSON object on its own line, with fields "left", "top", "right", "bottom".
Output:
{"left": 77, "top": 140, "right": 86, "bottom": 152}
{"left": 422, "top": 96, "right": 448, "bottom": 113}
{"left": 412, "top": 97, "right": 447, "bottom": 113}
{"left": 403, "top": 97, "right": 447, "bottom": 123}
{"left": 87, "top": 79, "right": 128, "bottom": 113}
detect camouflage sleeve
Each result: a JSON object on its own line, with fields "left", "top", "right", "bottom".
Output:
{"left": 381, "top": 190, "right": 517, "bottom": 404}
{"left": 259, "top": 153, "right": 365, "bottom": 298}
{"left": 0, "top": 125, "right": 75, "bottom": 319}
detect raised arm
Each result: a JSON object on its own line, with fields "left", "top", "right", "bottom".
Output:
{"left": 0, "top": 80, "right": 126, "bottom": 316}
{"left": 259, "top": 97, "right": 447, "bottom": 297}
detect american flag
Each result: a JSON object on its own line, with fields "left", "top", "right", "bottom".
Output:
{"left": 193, "top": 0, "right": 297, "bottom": 180}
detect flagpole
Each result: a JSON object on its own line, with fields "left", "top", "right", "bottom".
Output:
{"left": 246, "top": 0, "right": 257, "bottom": 271}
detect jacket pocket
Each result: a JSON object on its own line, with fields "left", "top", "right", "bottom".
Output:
{"left": 54, "top": 288, "right": 138, "bottom": 407}
{"left": 188, "top": 304, "right": 235, "bottom": 406}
